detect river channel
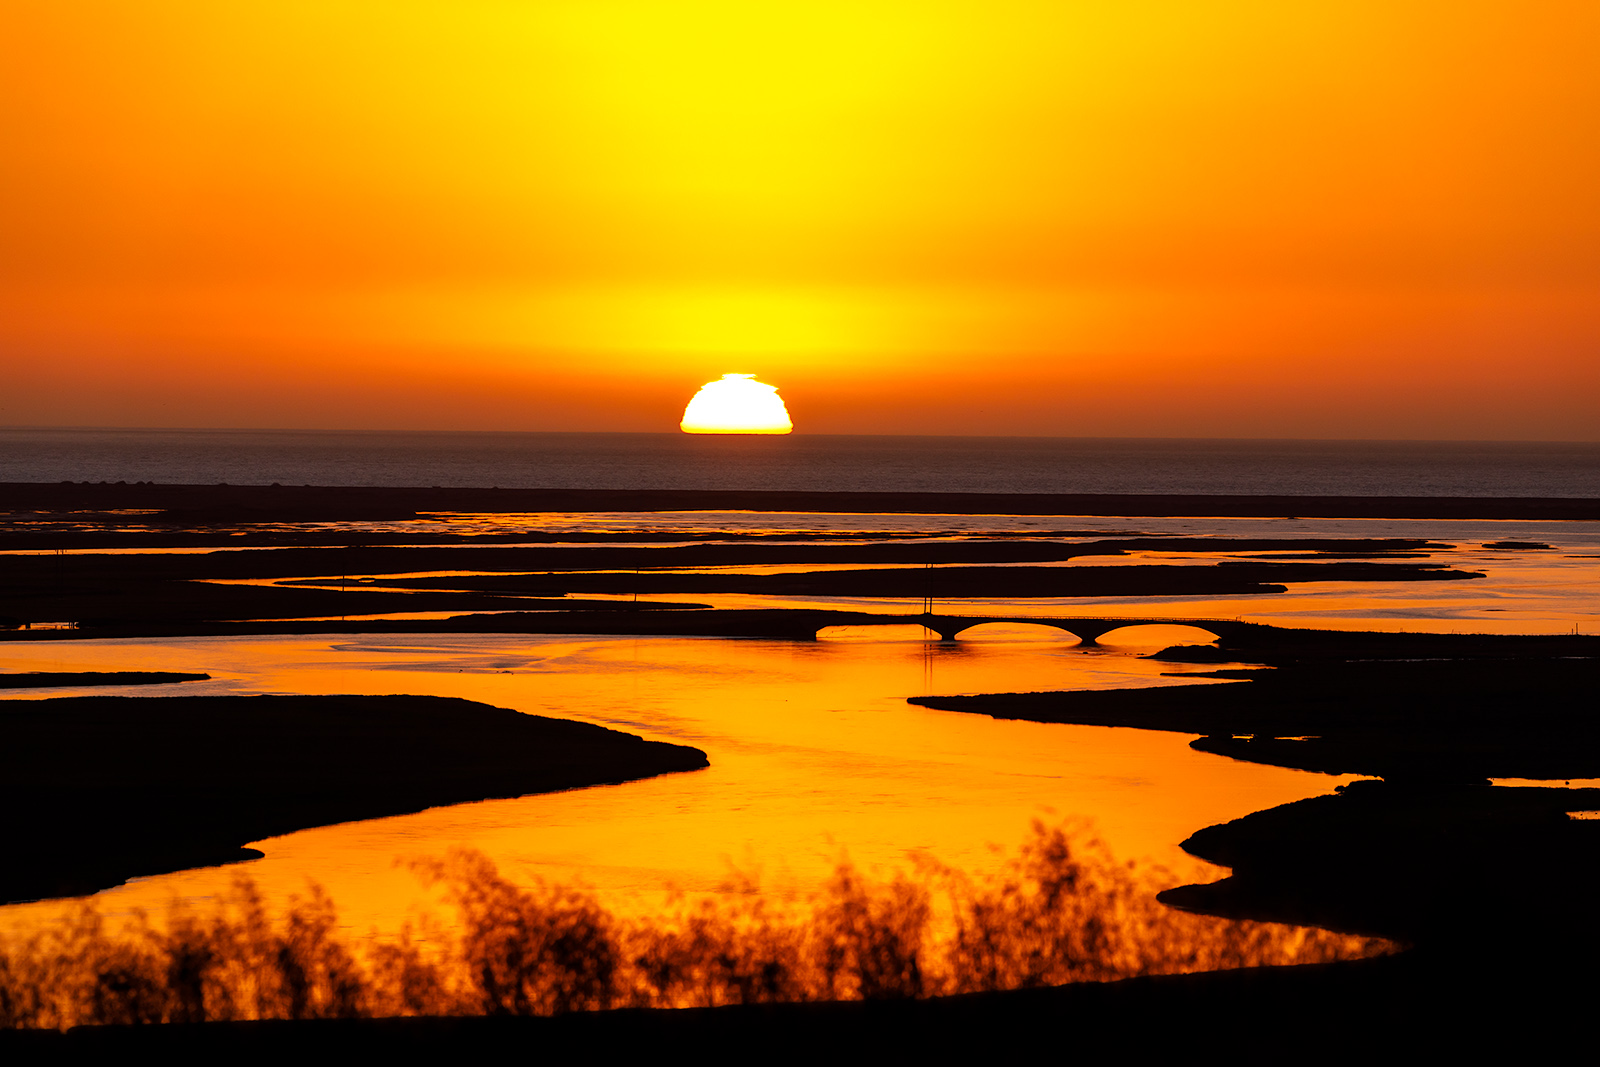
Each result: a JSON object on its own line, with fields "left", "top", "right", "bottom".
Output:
{"left": 0, "top": 626, "right": 1361, "bottom": 939}
{"left": 2, "top": 510, "right": 1595, "bottom": 940}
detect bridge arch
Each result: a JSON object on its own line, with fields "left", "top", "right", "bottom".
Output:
{"left": 1093, "top": 622, "right": 1223, "bottom": 649}
{"left": 817, "top": 623, "right": 940, "bottom": 642}
{"left": 947, "top": 621, "right": 1085, "bottom": 644}
{"left": 818, "top": 613, "right": 1245, "bottom": 645}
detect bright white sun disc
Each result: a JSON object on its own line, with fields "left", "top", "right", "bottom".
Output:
{"left": 680, "top": 374, "right": 794, "bottom": 435}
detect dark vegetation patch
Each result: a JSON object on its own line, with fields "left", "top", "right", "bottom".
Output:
{"left": 0, "top": 695, "right": 707, "bottom": 903}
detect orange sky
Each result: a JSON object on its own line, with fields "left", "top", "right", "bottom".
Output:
{"left": 3, "top": 2, "right": 1598, "bottom": 438}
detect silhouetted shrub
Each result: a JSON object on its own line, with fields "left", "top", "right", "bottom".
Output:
{"left": 0, "top": 821, "right": 1388, "bottom": 1029}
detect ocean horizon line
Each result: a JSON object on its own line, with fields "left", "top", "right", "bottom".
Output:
{"left": 6, "top": 426, "right": 1600, "bottom": 447}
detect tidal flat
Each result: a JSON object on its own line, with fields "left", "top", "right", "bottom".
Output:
{"left": 2, "top": 483, "right": 1598, "bottom": 1048}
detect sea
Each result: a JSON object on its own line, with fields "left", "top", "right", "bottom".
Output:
{"left": 4, "top": 427, "right": 1599, "bottom": 497}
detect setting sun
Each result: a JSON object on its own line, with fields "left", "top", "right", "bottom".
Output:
{"left": 680, "top": 374, "right": 794, "bottom": 434}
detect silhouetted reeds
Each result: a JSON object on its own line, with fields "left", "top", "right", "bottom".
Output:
{"left": 0, "top": 820, "right": 1387, "bottom": 1028}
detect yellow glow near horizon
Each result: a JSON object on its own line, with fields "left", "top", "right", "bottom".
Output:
{"left": 680, "top": 374, "right": 794, "bottom": 434}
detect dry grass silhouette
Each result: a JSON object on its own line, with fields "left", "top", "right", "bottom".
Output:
{"left": 0, "top": 821, "right": 1387, "bottom": 1028}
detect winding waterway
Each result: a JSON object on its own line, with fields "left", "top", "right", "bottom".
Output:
{"left": 2, "top": 508, "right": 1595, "bottom": 942}
{"left": 0, "top": 627, "right": 1360, "bottom": 938}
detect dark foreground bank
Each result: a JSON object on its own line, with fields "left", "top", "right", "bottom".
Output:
{"left": 3, "top": 950, "right": 1585, "bottom": 1058}
{"left": 0, "top": 694, "right": 708, "bottom": 903}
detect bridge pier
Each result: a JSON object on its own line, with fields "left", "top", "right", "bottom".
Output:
{"left": 1055, "top": 621, "right": 1128, "bottom": 646}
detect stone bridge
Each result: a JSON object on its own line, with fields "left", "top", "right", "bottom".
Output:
{"left": 816, "top": 611, "right": 1255, "bottom": 646}
{"left": 449, "top": 607, "right": 1257, "bottom": 645}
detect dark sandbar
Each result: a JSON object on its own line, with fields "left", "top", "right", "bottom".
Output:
{"left": 0, "top": 671, "right": 209, "bottom": 688}
{"left": 0, "top": 694, "right": 707, "bottom": 903}
{"left": 912, "top": 653, "right": 1600, "bottom": 781}
{"left": 380, "top": 561, "right": 1476, "bottom": 599}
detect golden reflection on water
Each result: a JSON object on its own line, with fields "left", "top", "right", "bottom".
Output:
{"left": 0, "top": 630, "right": 1366, "bottom": 940}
